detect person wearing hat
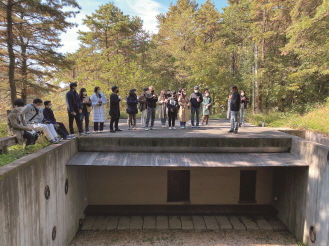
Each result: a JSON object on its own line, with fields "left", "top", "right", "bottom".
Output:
{"left": 65, "top": 82, "right": 85, "bottom": 136}
{"left": 138, "top": 87, "right": 148, "bottom": 127}
{"left": 126, "top": 89, "right": 138, "bottom": 130}
{"left": 189, "top": 86, "right": 203, "bottom": 128}
{"left": 43, "top": 100, "right": 73, "bottom": 140}
{"left": 109, "top": 85, "right": 122, "bottom": 133}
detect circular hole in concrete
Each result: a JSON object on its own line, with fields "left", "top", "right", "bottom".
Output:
{"left": 44, "top": 185, "right": 50, "bottom": 200}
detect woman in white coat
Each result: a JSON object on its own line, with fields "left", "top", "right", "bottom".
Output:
{"left": 90, "top": 86, "right": 107, "bottom": 133}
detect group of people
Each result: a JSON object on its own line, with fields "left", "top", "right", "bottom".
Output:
{"left": 7, "top": 81, "right": 248, "bottom": 147}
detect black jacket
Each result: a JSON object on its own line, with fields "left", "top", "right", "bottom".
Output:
{"left": 43, "top": 108, "right": 57, "bottom": 124}
{"left": 240, "top": 95, "right": 249, "bottom": 109}
{"left": 146, "top": 92, "right": 158, "bottom": 108}
{"left": 126, "top": 95, "right": 139, "bottom": 114}
{"left": 66, "top": 90, "right": 82, "bottom": 113}
{"left": 109, "top": 93, "right": 120, "bottom": 118}
{"left": 230, "top": 92, "right": 241, "bottom": 111}
{"left": 189, "top": 92, "right": 203, "bottom": 108}
{"left": 167, "top": 97, "right": 179, "bottom": 113}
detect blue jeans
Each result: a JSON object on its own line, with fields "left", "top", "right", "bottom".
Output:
{"left": 80, "top": 111, "right": 90, "bottom": 132}
{"left": 161, "top": 114, "right": 167, "bottom": 125}
{"left": 230, "top": 111, "right": 239, "bottom": 132}
{"left": 239, "top": 108, "right": 245, "bottom": 124}
{"left": 191, "top": 107, "right": 200, "bottom": 126}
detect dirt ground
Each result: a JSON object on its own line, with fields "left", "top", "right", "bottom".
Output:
{"left": 69, "top": 230, "right": 300, "bottom": 246}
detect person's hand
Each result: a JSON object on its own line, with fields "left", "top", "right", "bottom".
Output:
{"left": 229, "top": 95, "right": 232, "bottom": 99}
{"left": 79, "top": 109, "right": 82, "bottom": 113}
{"left": 56, "top": 124, "right": 59, "bottom": 127}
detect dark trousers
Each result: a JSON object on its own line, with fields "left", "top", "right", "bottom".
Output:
{"left": 23, "top": 131, "right": 38, "bottom": 146}
{"left": 55, "top": 122, "right": 69, "bottom": 138}
{"left": 110, "top": 117, "right": 119, "bottom": 130}
{"left": 168, "top": 111, "right": 177, "bottom": 127}
{"left": 80, "top": 111, "right": 90, "bottom": 131}
{"left": 68, "top": 111, "right": 83, "bottom": 134}
{"left": 94, "top": 122, "right": 104, "bottom": 132}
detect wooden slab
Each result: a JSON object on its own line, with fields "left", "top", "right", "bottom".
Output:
{"left": 267, "top": 218, "right": 286, "bottom": 231}
{"left": 169, "top": 216, "right": 182, "bottom": 230}
{"left": 240, "top": 216, "right": 259, "bottom": 230}
{"left": 228, "top": 216, "right": 246, "bottom": 230}
{"left": 143, "top": 216, "right": 156, "bottom": 230}
{"left": 117, "top": 216, "right": 131, "bottom": 230}
{"left": 130, "top": 216, "right": 143, "bottom": 230}
{"left": 92, "top": 216, "right": 109, "bottom": 231}
{"left": 181, "top": 216, "right": 194, "bottom": 230}
{"left": 255, "top": 217, "right": 273, "bottom": 230}
{"left": 216, "top": 216, "right": 233, "bottom": 230}
{"left": 106, "top": 216, "right": 119, "bottom": 230}
{"left": 192, "top": 216, "right": 206, "bottom": 230}
{"left": 81, "top": 217, "right": 96, "bottom": 231}
{"left": 156, "top": 216, "right": 169, "bottom": 230}
{"left": 203, "top": 216, "right": 220, "bottom": 230}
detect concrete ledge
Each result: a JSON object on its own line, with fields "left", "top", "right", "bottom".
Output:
{"left": 0, "top": 136, "right": 16, "bottom": 154}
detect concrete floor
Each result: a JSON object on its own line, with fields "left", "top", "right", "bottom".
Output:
{"left": 81, "top": 215, "right": 286, "bottom": 231}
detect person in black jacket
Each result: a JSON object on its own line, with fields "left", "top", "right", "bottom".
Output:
{"left": 109, "top": 86, "right": 122, "bottom": 133}
{"left": 43, "top": 101, "right": 73, "bottom": 140}
{"left": 145, "top": 86, "right": 158, "bottom": 131}
{"left": 229, "top": 85, "right": 241, "bottom": 134}
{"left": 167, "top": 91, "right": 179, "bottom": 129}
{"left": 126, "top": 89, "right": 138, "bottom": 130}
{"left": 189, "top": 85, "right": 203, "bottom": 128}
{"left": 65, "top": 82, "right": 85, "bottom": 136}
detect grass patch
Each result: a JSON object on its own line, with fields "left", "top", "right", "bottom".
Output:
{"left": 0, "top": 123, "right": 8, "bottom": 138}
{"left": 0, "top": 136, "right": 50, "bottom": 167}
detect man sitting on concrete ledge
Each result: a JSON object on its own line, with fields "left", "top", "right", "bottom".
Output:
{"left": 7, "top": 99, "right": 39, "bottom": 147}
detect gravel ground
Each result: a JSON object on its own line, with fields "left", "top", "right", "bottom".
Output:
{"left": 69, "top": 230, "right": 300, "bottom": 246}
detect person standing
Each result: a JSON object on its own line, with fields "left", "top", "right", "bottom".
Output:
{"left": 158, "top": 90, "right": 168, "bottom": 128}
{"left": 178, "top": 88, "right": 189, "bottom": 129}
{"left": 109, "top": 86, "right": 122, "bottom": 133}
{"left": 7, "top": 99, "right": 38, "bottom": 146}
{"left": 91, "top": 86, "right": 107, "bottom": 133}
{"left": 239, "top": 90, "right": 248, "bottom": 127}
{"left": 43, "top": 100, "right": 72, "bottom": 140}
{"left": 189, "top": 86, "right": 203, "bottom": 128}
{"left": 145, "top": 86, "right": 158, "bottom": 131}
{"left": 66, "top": 82, "right": 85, "bottom": 136}
{"left": 229, "top": 85, "right": 241, "bottom": 134}
{"left": 201, "top": 89, "right": 213, "bottom": 126}
{"left": 139, "top": 88, "right": 148, "bottom": 127}
{"left": 126, "top": 89, "right": 139, "bottom": 130}
{"left": 80, "top": 88, "right": 92, "bottom": 134}
{"left": 227, "top": 94, "right": 232, "bottom": 119}
{"left": 167, "top": 91, "right": 179, "bottom": 129}
{"left": 21, "top": 98, "right": 60, "bottom": 143}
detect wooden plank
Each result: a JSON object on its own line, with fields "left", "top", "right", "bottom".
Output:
{"left": 143, "top": 216, "right": 156, "bottom": 230}
{"left": 81, "top": 217, "right": 96, "bottom": 231}
{"left": 168, "top": 216, "right": 182, "bottom": 230}
{"left": 117, "top": 216, "right": 131, "bottom": 230}
{"left": 228, "top": 216, "right": 246, "bottom": 230}
{"left": 267, "top": 218, "right": 286, "bottom": 231}
{"left": 203, "top": 216, "right": 219, "bottom": 230}
{"left": 106, "top": 216, "right": 119, "bottom": 230}
{"left": 130, "top": 216, "right": 143, "bottom": 230}
{"left": 192, "top": 216, "right": 206, "bottom": 230}
{"left": 181, "top": 216, "right": 194, "bottom": 230}
{"left": 156, "top": 216, "right": 169, "bottom": 230}
{"left": 255, "top": 217, "right": 273, "bottom": 230}
{"left": 92, "top": 216, "right": 110, "bottom": 231}
{"left": 216, "top": 216, "right": 233, "bottom": 230}
{"left": 240, "top": 216, "right": 259, "bottom": 230}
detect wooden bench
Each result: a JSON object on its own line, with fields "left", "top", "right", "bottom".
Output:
{"left": 0, "top": 136, "right": 17, "bottom": 154}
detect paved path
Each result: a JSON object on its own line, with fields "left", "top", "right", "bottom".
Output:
{"left": 81, "top": 215, "right": 286, "bottom": 231}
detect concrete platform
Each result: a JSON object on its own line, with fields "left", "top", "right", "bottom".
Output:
{"left": 67, "top": 152, "right": 308, "bottom": 167}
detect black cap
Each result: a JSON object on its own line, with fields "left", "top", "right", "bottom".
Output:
{"left": 112, "top": 86, "right": 118, "bottom": 92}
{"left": 44, "top": 100, "right": 51, "bottom": 106}
{"left": 70, "top": 82, "right": 77, "bottom": 89}
{"left": 129, "top": 89, "right": 135, "bottom": 94}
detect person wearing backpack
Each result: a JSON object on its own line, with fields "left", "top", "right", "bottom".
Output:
{"left": 126, "top": 89, "right": 139, "bottom": 130}
{"left": 21, "top": 98, "right": 60, "bottom": 144}
{"left": 167, "top": 91, "right": 179, "bottom": 129}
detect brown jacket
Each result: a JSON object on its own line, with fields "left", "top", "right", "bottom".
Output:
{"left": 7, "top": 108, "right": 30, "bottom": 145}
{"left": 138, "top": 94, "right": 147, "bottom": 111}
{"left": 178, "top": 95, "right": 190, "bottom": 122}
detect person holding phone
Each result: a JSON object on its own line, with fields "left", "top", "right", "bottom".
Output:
{"left": 91, "top": 86, "right": 107, "bottom": 133}
{"left": 167, "top": 91, "right": 179, "bottom": 129}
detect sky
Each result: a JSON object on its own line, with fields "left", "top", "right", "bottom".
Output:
{"left": 59, "top": 0, "right": 229, "bottom": 54}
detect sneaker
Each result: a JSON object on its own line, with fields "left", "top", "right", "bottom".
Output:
{"left": 150, "top": 127, "right": 156, "bottom": 130}
{"left": 128, "top": 127, "right": 132, "bottom": 130}
{"left": 70, "top": 134, "right": 76, "bottom": 139}
{"left": 133, "top": 127, "right": 137, "bottom": 130}
{"left": 86, "top": 131, "right": 90, "bottom": 134}
{"left": 145, "top": 128, "right": 149, "bottom": 131}
{"left": 172, "top": 127, "right": 176, "bottom": 130}
{"left": 115, "top": 129, "right": 122, "bottom": 132}
{"left": 228, "top": 130, "right": 234, "bottom": 133}
{"left": 79, "top": 132, "right": 87, "bottom": 136}
{"left": 201, "top": 123, "right": 205, "bottom": 126}
{"left": 110, "top": 130, "right": 116, "bottom": 133}
{"left": 55, "top": 137, "right": 63, "bottom": 142}
{"left": 50, "top": 139, "right": 59, "bottom": 144}
{"left": 162, "top": 125, "right": 166, "bottom": 128}
{"left": 169, "top": 127, "right": 172, "bottom": 130}
{"left": 191, "top": 126, "right": 195, "bottom": 128}
{"left": 65, "top": 136, "right": 72, "bottom": 140}
{"left": 180, "top": 126, "right": 184, "bottom": 129}
{"left": 233, "top": 131, "right": 238, "bottom": 134}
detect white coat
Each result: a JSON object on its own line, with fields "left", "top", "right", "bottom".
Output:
{"left": 91, "top": 92, "right": 107, "bottom": 122}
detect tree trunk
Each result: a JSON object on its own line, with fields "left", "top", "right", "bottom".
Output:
{"left": 21, "top": 44, "right": 28, "bottom": 104}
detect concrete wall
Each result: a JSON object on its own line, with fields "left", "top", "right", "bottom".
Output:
{"left": 88, "top": 167, "right": 273, "bottom": 205}
{"left": 0, "top": 139, "right": 88, "bottom": 246}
